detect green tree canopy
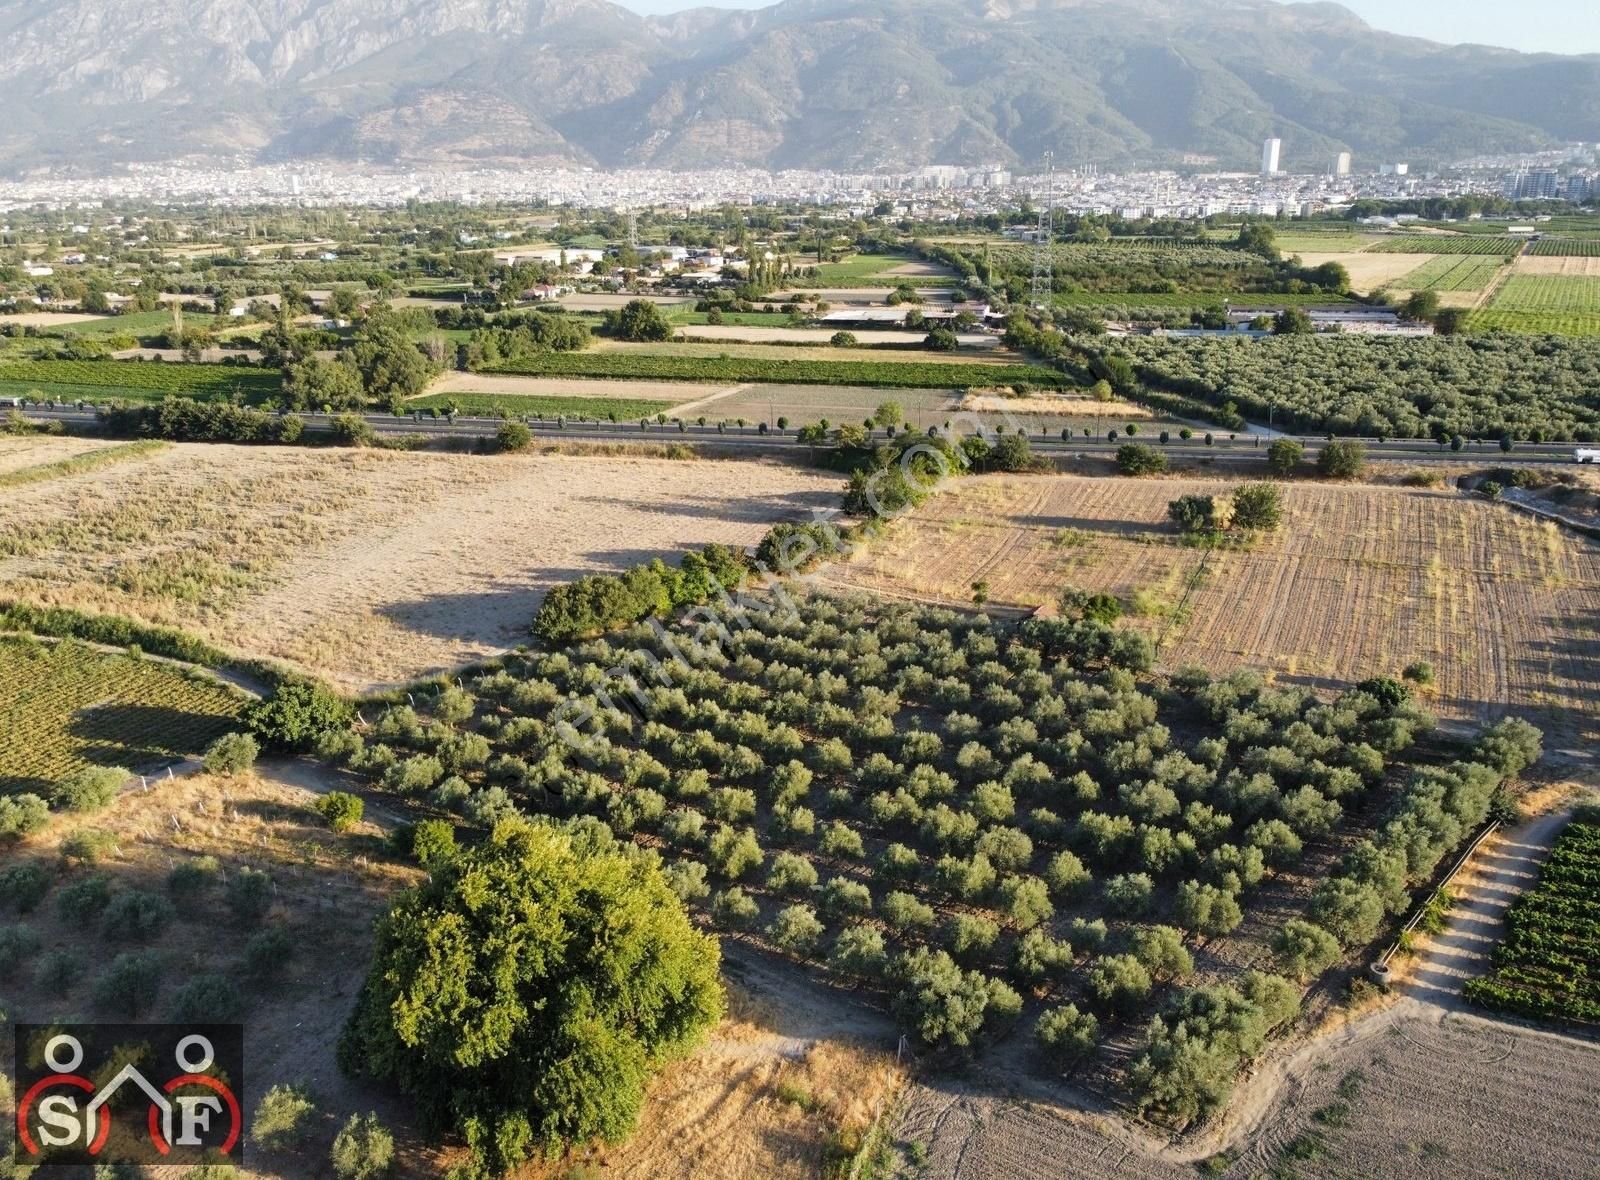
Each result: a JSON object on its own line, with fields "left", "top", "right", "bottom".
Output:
{"left": 339, "top": 819, "right": 723, "bottom": 1176}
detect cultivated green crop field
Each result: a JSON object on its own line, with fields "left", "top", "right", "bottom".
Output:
{"left": 1471, "top": 275, "right": 1600, "bottom": 336}
{"left": 0, "top": 636, "right": 246, "bottom": 793}
{"left": 486, "top": 352, "right": 1069, "bottom": 390}
{"left": 1528, "top": 239, "right": 1600, "bottom": 258}
{"left": 0, "top": 360, "right": 282, "bottom": 403}
{"left": 789, "top": 253, "right": 936, "bottom": 286}
{"left": 1398, "top": 256, "right": 1505, "bottom": 292}
{"left": 1368, "top": 235, "right": 1524, "bottom": 256}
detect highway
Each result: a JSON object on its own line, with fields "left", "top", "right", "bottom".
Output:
{"left": 11, "top": 402, "right": 1584, "bottom": 466}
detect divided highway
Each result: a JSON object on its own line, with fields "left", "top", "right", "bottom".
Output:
{"left": 13, "top": 403, "right": 1583, "bottom": 466}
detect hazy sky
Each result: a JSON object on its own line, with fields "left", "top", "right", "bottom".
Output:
{"left": 612, "top": 0, "right": 1600, "bottom": 56}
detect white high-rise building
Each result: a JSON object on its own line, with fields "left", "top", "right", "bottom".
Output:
{"left": 1333, "top": 152, "right": 1352, "bottom": 176}
{"left": 1261, "top": 138, "right": 1282, "bottom": 175}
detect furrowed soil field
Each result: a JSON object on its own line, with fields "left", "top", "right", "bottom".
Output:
{"left": 0, "top": 439, "right": 843, "bottom": 691}
{"left": 0, "top": 634, "right": 246, "bottom": 792}
{"left": 1513, "top": 255, "right": 1600, "bottom": 276}
{"left": 821, "top": 474, "right": 1600, "bottom": 752}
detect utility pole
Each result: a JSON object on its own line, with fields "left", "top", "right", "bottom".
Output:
{"left": 1030, "top": 150, "right": 1055, "bottom": 310}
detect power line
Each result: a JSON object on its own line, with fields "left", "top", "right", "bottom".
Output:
{"left": 1030, "top": 151, "right": 1055, "bottom": 309}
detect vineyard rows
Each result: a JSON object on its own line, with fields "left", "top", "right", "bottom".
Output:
{"left": 1465, "top": 817, "right": 1600, "bottom": 1025}
{"left": 1487, "top": 275, "right": 1600, "bottom": 314}
{"left": 1528, "top": 239, "right": 1600, "bottom": 257}
{"left": 488, "top": 352, "right": 1070, "bottom": 390}
{"left": 1368, "top": 236, "right": 1523, "bottom": 256}
{"left": 1398, "top": 256, "right": 1504, "bottom": 292}
{"left": 0, "top": 635, "right": 246, "bottom": 791}
{"left": 0, "top": 359, "right": 282, "bottom": 401}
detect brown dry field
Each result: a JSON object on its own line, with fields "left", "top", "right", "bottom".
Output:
{"left": 674, "top": 324, "right": 997, "bottom": 348}
{"left": 1296, "top": 252, "right": 1438, "bottom": 294}
{"left": 0, "top": 434, "right": 113, "bottom": 473}
{"left": 957, "top": 392, "right": 1155, "bottom": 419}
{"left": 0, "top": 760, "right": 428, "bottom": 1180}
{"left": 1512, "top": 254, "right": 1600, "bottom": 276}
{"left": 821, "top": 473, "right": 1600, "bottom": 754}
{"left": 0, "top": 439, "right": 841, "bottom": 691}
{"left": 593, "top": 339, "right": 1025, "bottom": 365}
{"left": 425, "top": 370, "right": 743, "bottom": 403}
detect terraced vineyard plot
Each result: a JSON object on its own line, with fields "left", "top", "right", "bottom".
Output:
{"left": 0, "top": 359, "right": 281, "bottom": 403}
{"left": 1398, "top": 255, "right": 1504, "bottom": 292}
{"left": 0, "top": 635, "right": 245, "bottom": 792}
{"left": 824, "top": 475, "right": 1600, "bottom": 748}
{"left": 1465, "top": 813, "right": 1600, "bottom": 1023}
{"left": 1368, "top": 236, "right": 1523, "bottom": 256}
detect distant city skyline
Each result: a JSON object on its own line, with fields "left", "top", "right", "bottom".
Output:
{"left": 612, "top": 0, "right": 1600, "bottom": 57}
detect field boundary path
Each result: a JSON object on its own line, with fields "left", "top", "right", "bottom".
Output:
{"left": 1398, "top": 808, "right": 1571, "bottom": 1011}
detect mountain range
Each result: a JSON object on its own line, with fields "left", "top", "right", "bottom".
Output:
{"left": 0, "top": 0, "right": 1596, "bottom": 174}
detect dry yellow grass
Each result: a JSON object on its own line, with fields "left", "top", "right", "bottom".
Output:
{"left": 823, "top": 473, "right": 1600, "bottom": 749}
{"left": 0, "top": 439, "right": 842, "bottom": 691}
{"left": 542, "top": 984, "right": 905, "bottom": 1180}
{"left": 0, "top": 434, "right": 113, "bottom": 473}
{"left": 426, "top": 371, "right": 741, "bottom": 403}
{"left": 1512, "top": 255, "right": 1600, "bottom": 277}
{"left": 594, "top": 338, "right": 1024, "bottom": 365}
{"left": 958, "top": 392, "right": 1154, "bottom": 418}
{"left": 1295, "top": 251, "right": 1438, "bottom": 294}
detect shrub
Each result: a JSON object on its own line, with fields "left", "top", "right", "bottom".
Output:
{"left": 252, "top": 1082, "right": 317, "bottom": 1151}
{"left": 242, "top": 925, "right": 294, "bottom": 984}
{"left": 338, "top": 819, "right": 721, "bottom": 1176}
{"left": 1266, "top": 438, "right": 1304, "bottom": 475}
{"left": 316, "top": 792, "right": 365, "bottom": 833}
{"left": 941, "top": 913, "right": 1000, "bottom": 963}
{"left": 93, "top": 949, "right": 163, "bottom": 1016}
{"left": 891, "top": 948, "right": 995, "bottom": 1051}
{"left": 408, "top": 819, "right": 458, "bottom": 868}
{"left": 997, "top": 875, "right": 1054, "bottom": 930}
{"left": 1103, "top": 872, "right": 1154, "bottom": 917}
{"left": 1115, "top": 443, "right": 1168, "bottom": 476}
{"left": 169, "top": 972, "right": 244, "bottom": 1023}
{"left": 711, "top": 887, "right": 760, "bottom": 930}
{"left": 1034, "top": 1003, "right": 1099, "bottom": 1061}
{"left": 829, "top": 924, "right": 889, "bottom": 978}
{"left": 1086, "top": 953, "right": 1153, "bottom": 1015}
{"left": 227, "top": 867, "right": 275, "bottom": 925}
{"left": 707, "top": 825, "right": 764, "bottom": 880}
{"left": 103, "top": 889, "right": 176, "bottom": 942}
{"left": 0, "top": 863, "right": 52, "bottom": 913}
{"left": 330, "top": 1112, "right": 395, "bottom": 1180}
{"left": 1045, "top": 850, "right": 1093, "bottom": 899}
{"left": 1317, "top": 439, "right": 1366, "bottom": 479}
{"left": 1231, "top": 482, "right": 1283, "bottom": 531}
{"left": 818, "top": 821, "right": 865, "bottom": 860}
{"left": 0, "top": 793, "right": 49, "bottom": 843}
{"left": 50, "top": 765, "right": 127, "bottom": 813}
{"left": 1274, "top": 919, "right": 1342, "bottom": 980}
{"left": 1472, "top": 717, "right": 1543, "bottom": 778}
{"left": 1130, "top": 925, "right": 1195, "bottom": 981}
{"left": 664, "top": 859, "right": 710, "bottom": 903}
{"left": 495, "top": 420, "right": 533, "bottom": 453}
{"left": 60, "top": 827, "right": 118, "bottom": 865}
{"left": 881, "top": 890, "right": 936, "bottom": 933}
{"left": 246, "top": 681, "right": 353, "bottom": 751}
{"left": 768, "top": 903, "right": 826, "bottom": 957}
{"left": 1174, "top": 881, "right": 1244, "bottom": 938}
{"left": 58, "top": 873, "right": 112, "bottom": 922}
{"left": 203, "top": 731, "right": 259, "bottom": 776}
{"left": 0, "top": 924, "right": 40, "bottom": 978}
{"left": 34, "top": 948, "right": 80, "bottom": 993}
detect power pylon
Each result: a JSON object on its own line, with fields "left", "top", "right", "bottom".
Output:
{"left": 1030, "top": 151, "right": 1055, "bottom": 309}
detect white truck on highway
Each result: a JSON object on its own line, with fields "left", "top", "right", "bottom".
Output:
{"left": 1578, "top": 448, "right": 1600, "bottom": 464}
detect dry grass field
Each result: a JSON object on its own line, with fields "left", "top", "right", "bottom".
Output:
{"left": 592, "top": 338, "right": 1025, "bottom": 366}
{"left": 1512, "top": 254, "right": 1600, "bottom": 277}
{"left": 0, "top": 439, "right": 841, "bottom": 691}
{"left": 426, "top": 371, "right": 742, "bottom": 403}
{"left": 1295, "top": 252, "right": 1437, "bottom": 294}
{"left": 0, "top": 434, "right": 112, "bottom": 473}
{"left": 822, "top": 473, "right": 1600, "bottom": 753}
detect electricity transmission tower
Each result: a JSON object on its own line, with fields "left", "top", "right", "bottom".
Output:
{"left": 1029, "top": 151, "right": 1055, "bottom": 309}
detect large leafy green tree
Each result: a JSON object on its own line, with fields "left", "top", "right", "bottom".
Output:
{"left": 339, "top": 819, "right": 723, "bottom": 1176}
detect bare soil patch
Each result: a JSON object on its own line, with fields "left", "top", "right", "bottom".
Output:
{"left": 677, "top": 324, "right": 996, "bottom": 348}
{"left": 0, "top": 311, "right": 108, "bottom": 328}
{"left": 958, "top": 392, "right": 1155, "bottom": 418}
{"left": 0, "top": 439, "right": 841, "bottom": 691}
